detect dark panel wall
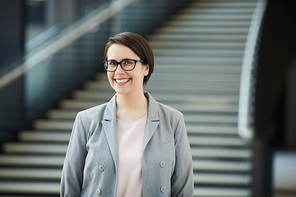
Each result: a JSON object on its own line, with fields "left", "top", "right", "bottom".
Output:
{"left": 286, "top": 61, "right": 296, "bottom": 149}
{"left": 0, "top": 0, "right": 25, "bottom": 147}
{"left": 0, "top": 0, "right": 25, "bottom": 67}
{"left": 252, "top": 1, "right": 296, "bottom": 196}
{"left": 0, "top": 78, "right": 25, "bottom": 146}
{"left": 255, "top": 0, "right": 296, "bottom": 149}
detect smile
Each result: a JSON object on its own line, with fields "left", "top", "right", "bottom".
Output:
{"left": 115, "top": 78, "right": 131, "bottom": 84}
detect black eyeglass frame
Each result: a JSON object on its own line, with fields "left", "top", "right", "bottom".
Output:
{"left": 103, "top": 59, "right": 146, "bottom": 72}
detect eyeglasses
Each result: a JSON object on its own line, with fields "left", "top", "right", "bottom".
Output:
{"left": 103, "top": 59, "right": 145, "bottom": 72}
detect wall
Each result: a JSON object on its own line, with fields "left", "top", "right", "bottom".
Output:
{"left": 255, "top": 0, "right": 296, "bottom": 149}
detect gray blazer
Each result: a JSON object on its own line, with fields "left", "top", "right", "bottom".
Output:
{"left": 60, "top": 92, "right": 194, "bottom": 197}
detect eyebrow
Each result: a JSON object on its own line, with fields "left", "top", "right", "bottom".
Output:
{"left": 108, "top": 58, "right": 134, "bottom": 61}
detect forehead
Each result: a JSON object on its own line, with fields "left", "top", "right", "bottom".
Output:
{"left": 107, "top": 44, "right": 139, "bottom": 60}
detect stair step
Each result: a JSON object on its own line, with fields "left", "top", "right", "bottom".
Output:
{"left": 0, "top": 181, "right": 60, "bottom": 194}
{"left": 191, "top": 147, "right": 252, "bottom": 159}
{"left": 19, "top": 126, "right": 237, "bottom": 143}
{"left": 0, "top": 155, "right": 64, "bottom": 167}
{"left": 193, "top": 173, "right": 251, "bottom": 185}
{"left": 153, "top": 49, "right": 244, "bottom": 57}
{"left": 0, "top": 182, "right": 252, "bottom": 195}
{"left": 47, "top": 109, "right": 78, "bottom": 119}
{"left": 73, "top": 90, "right": 239, "bottom": 103}
{"left": 152, "top": 73, "right": 241, "bottom": 81}
{"left": 45, "top": 112, "right": 238, "bottom": 124}
{"left": 33, "top": 120, "right": 74, "bottom": 130}
{"left": 194, "top": 187, "right": 251, "bottom": 197}
{"left": 189, "top": 136, "right": 247, "bottom": 147}
{"left": 56, "top": 100, "right": 238, "bottom": 112}
{"left": 95, "top": 68, "right": 242, "bottom": 79}
{"left": 191, "top": 2, "right": 257, "bottom": 8}
{"left": 72, "top": 90, "right": 113, "bottom": 100}
{"left": 85, "top": 81, "right": 240, "bottom": 93}
{"left": 0, "top": 168, "right": 62, "bottom": 180}
{"left": 184, "top": 114, "right": 237, "bottom": 124}
{"left": 95, "top": 72, "right": 240, "bottom": 82}
{"left": 59, "top": 100, "right": 102, "bottom": 109}
{"left": 149, "top": 34, "right": 247, "bottom": 42}
{"left": 18, "top": 131, "right": 71, "bottom": 142}
{"left": 164, "top": 20, "right": 251, "bottom": 27}
{"left": 173, "top": 14, "right": 253, "bottom": 21}
{"left": 154, "top": 56, "right": 243, "bottom": 65}
{"left": 179, "top": 8, "right": 254, "bottom": 15}
{"left": 193, "top": 160, "right": 251, "bottom": 172}
{"left": 153, "top": 66, "right": 242, "bottom": 74}
{"left": 33, "top": 117, "right": 238, "bottom": 131}
{"left": 150, "top": 41, "right": 245, "bottom": 49}
{"left": 186, "top": 125, "right": 238, "bottom": 135}
{"left": 156, "top": 27, "right": 249, "bottom": 34}
{"left": 167, "top": 104, "right": 238, "bottom": 112}
{"left": 2, "top": 143, "right": 67, "bottom": 155}
{"left": 32, "top": 120, "right": 242, "bottom": 136}
{"left": 90, "top": 79, "right": 241, "bottom": 88}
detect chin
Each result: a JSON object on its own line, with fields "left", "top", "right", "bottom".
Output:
{"left": 113, "top": 87, "right": 131, "bottom": 95}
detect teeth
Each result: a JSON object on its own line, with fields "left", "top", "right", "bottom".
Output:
{"left": 116, "top": 79, "right": 130, "bottom": 83}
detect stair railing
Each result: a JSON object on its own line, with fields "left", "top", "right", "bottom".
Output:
{"left": 238, "top": 0, "right": 267, "bottom": 141}
{"left": 0, "top": 0, "right": 135, "bottom": 90}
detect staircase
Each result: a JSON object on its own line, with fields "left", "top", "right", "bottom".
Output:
{"left": 0, "top": 0, "right": 259, "bottom": 196}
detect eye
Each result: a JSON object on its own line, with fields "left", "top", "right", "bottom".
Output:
{"left": 109, "top": 61, "right": 117, "bottom": 66}
{"left": 123, "top": 60, "right": 133, "bottom": 65}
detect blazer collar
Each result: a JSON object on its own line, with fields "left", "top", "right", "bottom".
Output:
{"left": 103, "top": 92, "right": 160, "bottom": 121}
{"left": 143, "top": 92, "right": 160, "bottom": 150}
{"left": 101, "top": 94, "right": 119, "bottom": 172}
{"left": 101, "top": 92, "right": 160, "bottom": 170}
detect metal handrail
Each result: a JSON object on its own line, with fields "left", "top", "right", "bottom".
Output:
{"left": 0, "top": 0, "right": 136, "bottom": 90}
{"left": 238, "top": 0, "right": 267, "bottom": 141}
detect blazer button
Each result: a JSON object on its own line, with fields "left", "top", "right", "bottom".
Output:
{"left": 160, "top": 186, "right": 165, "bottom": 193}
{"left": 159, "top": 162, "right": 165, "bottom": 168}
{"left": 99, "top": 165, "right": 105, "bottom": 172}
{"left": 96, "top": 189, "right": 101, "bottom": 195}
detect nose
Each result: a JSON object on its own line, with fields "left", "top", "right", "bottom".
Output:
{"left": 115, "top": 63, "right": 125, "bottom": 74}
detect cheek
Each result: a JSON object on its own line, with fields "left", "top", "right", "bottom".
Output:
{"left": 107, "top": 72, "right": 114, "bottom": 83}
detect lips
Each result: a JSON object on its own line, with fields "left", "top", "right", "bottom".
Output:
{"left": 115, "top": 78, "right": 131, "bottom": 84}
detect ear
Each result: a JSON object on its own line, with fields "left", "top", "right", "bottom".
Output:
{"left": 144, "top": 64, "right": 150, "bottom": 76}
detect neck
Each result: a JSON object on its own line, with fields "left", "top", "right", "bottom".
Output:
{"left": 116, "top": 91, "right": 148, "bottom": 121}
{"left": 117, "top": 91, "right": 147, "bottom": 110}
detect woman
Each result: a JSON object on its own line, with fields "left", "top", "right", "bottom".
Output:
{"left": 60, "top": 32, "right": 194, "bottom": 197}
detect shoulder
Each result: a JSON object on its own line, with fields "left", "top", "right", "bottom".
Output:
{"left": 75, "top": 103, "right": 108, "bottom": 127}
{"left": 152, "top": 99, "right": 186, "bottom": 137}
{"left": 146, "top": 92, "right": 183, "bottom": 122}
{"left": 78, "top": 103, "right": 108, "bottom": 116}
{"left": 157, "top": 102, "right": 183, "bottom": 119}
{"left": 157, "top": 102, "right": 184, "bottom": 131}
{"left": 78, "top": 103, "right": 108, "bottom": 117}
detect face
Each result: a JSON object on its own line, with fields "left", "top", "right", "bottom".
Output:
{"left": 106, "top": 44, "right": 149, "bottom": 96}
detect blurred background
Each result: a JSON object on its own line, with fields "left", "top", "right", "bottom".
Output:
{"left": 0, "top": 0, "right": 295, "bottom": 196}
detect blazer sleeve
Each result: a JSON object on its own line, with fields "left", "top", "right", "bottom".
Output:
{"left": 60, "top": 112, "right": 88, "bottom": 197}
{"left": 171, "top": 113, "right": 194, "bottom": 197}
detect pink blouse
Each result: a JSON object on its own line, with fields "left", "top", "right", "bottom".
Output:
{"left": 116, "top": 114, "right": 148, "bottom": 197}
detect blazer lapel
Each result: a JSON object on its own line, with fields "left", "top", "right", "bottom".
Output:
{"left": 101, "top": 93, "right": 160, "bottom": 167}
{"left": 143, "top": 92, "right": 160, "bottom": 151}
{"left": 101, "top": 95, "right": 119, "bottom": 172}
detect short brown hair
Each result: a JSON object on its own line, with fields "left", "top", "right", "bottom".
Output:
{"left": 103, "top": 32, "right": 154, "bottom": 86}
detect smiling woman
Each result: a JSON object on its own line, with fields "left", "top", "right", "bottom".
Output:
{"left": 60, "top": 32, "right": 194, "bottom": 197}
